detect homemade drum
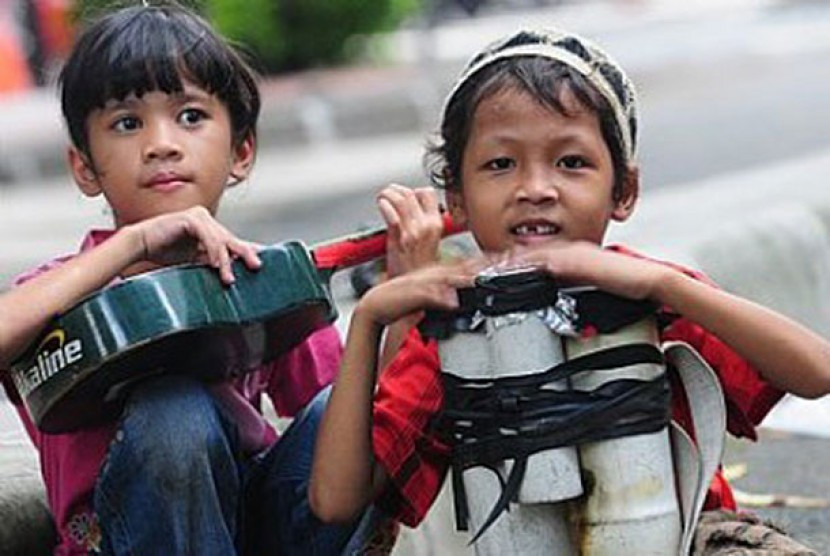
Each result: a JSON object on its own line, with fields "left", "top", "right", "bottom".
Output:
{"left": 421, "top": 268, "right": 725, "bottom": 555}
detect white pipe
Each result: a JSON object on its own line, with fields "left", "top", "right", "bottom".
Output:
{"left": 565, "top": 318, "right": 682, "bottom": 555}
{"left": 438, "top": 312, "right": 580, "bottom": 555}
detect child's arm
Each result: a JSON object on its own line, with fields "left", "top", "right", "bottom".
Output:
{"left": 0, "top": 207, "right": 260, "bottom": 368}
{"left": 375, "top": 184, "right": 445, "bottom": 369}
{"left": 309, "top": 262, "right": 475, "bottom": 523}
{"left": 517, "top": 241, "right": 830, "bottom": 399}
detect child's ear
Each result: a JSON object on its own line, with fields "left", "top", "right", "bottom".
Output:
{"left": 228, "top": 133, "right": 256, "bottom": 186}
{"left": 611, "top": 164, "right": 640, "bottom": 222}
{"left": 68, "top": 147, "right": 102, "bottom": 197}
{"left": 444, "top": 171, "right": 469, "bottom": 228}
{"left": 445, "top": 186, "right": 468, "bottom": 229}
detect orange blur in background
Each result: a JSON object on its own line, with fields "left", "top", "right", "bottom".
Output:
{"left": 0, "top": 0, "right": 73, "bottom": 94}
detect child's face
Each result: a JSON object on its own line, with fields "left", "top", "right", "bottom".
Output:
{"left": 448, "top": 86, "right": 637, "bottom": 253}
{"left": 69, "top": 80, "right": 254, "bottom": 227}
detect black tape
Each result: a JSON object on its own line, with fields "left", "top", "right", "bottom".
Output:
{"left": 438, "top": 343, "right": 671, "bottom": 542}
{"left": 419, "top": 270, "right": 657, "bottom": 339}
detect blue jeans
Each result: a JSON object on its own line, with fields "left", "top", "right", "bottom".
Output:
{"left": 93, "top": 376, "right": 370, "bottom": 555}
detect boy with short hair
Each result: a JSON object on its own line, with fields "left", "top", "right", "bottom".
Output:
{"left": 310, "top": 27, "right": 829, "bottom": 554}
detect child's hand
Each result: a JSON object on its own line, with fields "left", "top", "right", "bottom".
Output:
{"left": 376, "top": 184, "right": 444, "bottom": 278}
{"left": 357, "top": 260, "right": 479, "bottom": 326}
{"left": 129, "top": 207, "right": 262, "bottom": 284}
{"left": 510, "top": 241, "right": 669, "bottom": 301}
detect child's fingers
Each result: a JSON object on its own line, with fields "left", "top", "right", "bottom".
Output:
{"left": 377, "top": 197, "right": 401, "bottom": 230}
{"left": 443, "top": 272, "right": 476, "bottom": 291}
{"left": 186, "top": 209, "right": 258, "bottom": 284}
{"left": 462, "top": 255, "right": 498, "bottom": 276}
{"left": 228, "top": 239, "right": 262, "bottom": 271}
{"left": 377, "top": 185, "right": 444, "bottom": 275}
{"left": 416, "top": 260, "right": 478, "bottom": 290}
{"left": 198, "top": 227, "right": 235, "bottom": 284}
{"left": 380, "top": 184, "right": 441, "bottom": 234}
{"left": 378, "top": 184, "right": 420, "bottom": 225}
{"left": 413, "top": 188, "right": 445, "bottom": 239}
{"left": 414, "top": 187, "right": 441, "bottom": 218}
{"left": 429, "top": 285, "right": 461, "bottom": 309}
{"left": 215, "top": 248, "right": 235, "bottom": 285}
{"left": 210, "top": 237, "right": 265, "bottom": 284}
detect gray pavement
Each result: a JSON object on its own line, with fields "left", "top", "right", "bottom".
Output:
{"left": 724, "top": 430, "right": 830, "bottom": 552}
{"left": 2, "top": 0, "right": 830, "bottom": 553}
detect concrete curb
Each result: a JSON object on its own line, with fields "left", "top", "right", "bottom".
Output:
{"left": 0, "top": 435, "right": 55, "bottom": 555}
{"left": 610, "top": 147, "right": 830, "bottom": 334}
{"left": 0, "top": 475, "right": 55, "bottom": 556}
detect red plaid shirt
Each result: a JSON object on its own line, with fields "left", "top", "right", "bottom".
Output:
{"left": 371, "top": 245, "right": 783, "bottom": 526}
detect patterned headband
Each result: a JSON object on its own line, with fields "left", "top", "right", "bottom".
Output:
{"left": 442, "top": 28, "right": 639, "bottom": 162}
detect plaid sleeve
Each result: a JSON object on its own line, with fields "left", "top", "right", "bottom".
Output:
{"left": 609, "top": 244, "right": 784, "bottom": 439}
{"left": 372, "top": 327, "right": 450, "bottom": 527}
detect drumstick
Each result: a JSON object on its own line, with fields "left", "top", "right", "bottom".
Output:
{"left": 312, "top": 211, "right": 465, "bottom": 276}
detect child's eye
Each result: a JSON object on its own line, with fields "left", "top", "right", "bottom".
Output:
{"left": 484, "top": 157, "right": 514, "bottom": 171}
{"left": 112, "top": 116, "right": 141, "bottom": 133}
{"left": 179, "top": 108, "right": 207, "bottom": 126}
{"left": 557, "top": 155, "right": 589, "bottom": 170}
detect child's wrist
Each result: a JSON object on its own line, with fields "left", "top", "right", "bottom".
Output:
{"left": 352, "top": 299, "right": 385, "bottom": 330}
{"left": 117, "top": 224, "right": 148, "bottom": 266}
{"left": 650, "top": 265, "right": 683, "bottom": 304}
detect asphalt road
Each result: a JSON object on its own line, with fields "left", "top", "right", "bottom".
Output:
{"left": 723, "top": 430, "right": 830, "bottom": 552}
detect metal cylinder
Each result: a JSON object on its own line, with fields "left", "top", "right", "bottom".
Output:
{"left": 438, "top": 312, "right": 581, "bottom": 555}
{"left": 564, "top": 317, "right": 682, "bottom": 555}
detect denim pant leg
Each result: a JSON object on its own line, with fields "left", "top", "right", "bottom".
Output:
{"left": 94, "top": 375, "right": 242, "bottom": 556}
{"left": 244, "top": 386, "right": 374, "bottom": 555}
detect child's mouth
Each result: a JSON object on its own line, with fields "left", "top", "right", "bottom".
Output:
{"left": 510, "top": 222, "right": 560, "bottom": 243}
{"left": 147, "top": 173, "right": 188, "bottom": 192}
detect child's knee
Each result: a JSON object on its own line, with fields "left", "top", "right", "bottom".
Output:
{"left": 117, "top": 375, "right": 235, "bottom": 471}
{"left": 292, "top": 385, "right": 332, "bottom": 433}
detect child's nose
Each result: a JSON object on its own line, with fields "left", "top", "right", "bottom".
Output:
{"left": 516, "top": 167, "right": 559, "bottom": 204}
{"left": 143, "top": 122, "right": 183, "bottom": 161}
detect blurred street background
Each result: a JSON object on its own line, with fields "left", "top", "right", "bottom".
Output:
{"left": 2, "top": 0, "right": 830, "bottom": 553}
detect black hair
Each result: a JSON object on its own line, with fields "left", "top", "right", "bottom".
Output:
{"left": 59, "top": 1, "right": 260, "bottom": 157}
{"left": 425, "top": 56, "right": 632, "bottom": 201}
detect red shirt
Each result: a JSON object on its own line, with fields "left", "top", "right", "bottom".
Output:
{"left": 371, "top": 246, "right": 783, "bottom": 527}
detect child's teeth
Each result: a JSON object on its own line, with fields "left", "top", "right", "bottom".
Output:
{"left": 515, "top": 224, "right": 554, "bottom": 235}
